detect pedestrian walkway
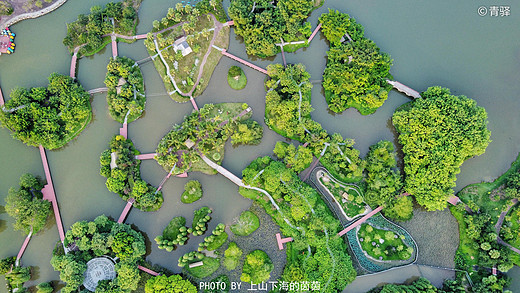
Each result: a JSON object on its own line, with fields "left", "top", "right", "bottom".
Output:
{"left": 307, "top": 23, "right": 322, "bottom": 43}
{"left": 135, "top": 153, "right": 156, "bottom": 160}
{"left": 15, "top": 230, "right": 32, "bottom": 266}
{"left": 220, "top": 49, "right": 267, "bottom": 74}
{"left": 111, "top": 35, "right": 118, "bottom": 58}
{"left": 39, "top": 145, "right": 66, "bottom": 243}
{"left": 119, "top": 122, "right": 128, "bottom": 139}
{"left": 337, "top": 206, "right": 384, "bottom": 236}
{"left": 386, "top": 80, "right": 421, "bottom": 99}
{"left": 0, "top": 86, "right": 4, "bottom": 106}
{"left": 275, "top": 233, "right": 293, "bottom": 250}
{"left": 137, "top": 265, "right": 161, "bottom": 276}
{"left": 117, "top": 198, "right": 135, "bottom": 223}
{"left": 190, "top": 96, "right": 199, "bottom": 111}
{"left": 70, "top": 46, "right": 80, "bottom": 78}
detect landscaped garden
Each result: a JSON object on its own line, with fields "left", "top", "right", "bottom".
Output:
{"left": 181, "top": 180, "right": 203, "bottom": 204}
{"left": 104, "top": 56, "right": 146, "bottom": 123}
{"left": 155, "top": 103, "right": 262, "bottom": 175}
{"left": 230, "top": 210, "right": 259, "bottom": 236}
{"left": 227, "top": 66, "right": 247, "bottom": 90}
{"left": 143, "top": 0, "right": 229, "bottom": 101}
{"left": 63, "top": 0, "right": 141, "bottom": 57}
{"left": 317, "top": 171, "right": 367, "bottom": 220}
{"left": 0, "top": 73, "right": 92, "bottom": 149}
{"left": 100, "top": 135, "right": 163, "bottom": 211}
{"left": 358, "top": 223, "right": 413, "bottom": 261}
{"left": 51, "top": 215, "right": 146, "bottom": 293}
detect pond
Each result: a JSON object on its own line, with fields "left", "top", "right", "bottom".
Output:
{"left": 0, "top": 0, "right": 519, "bottom": 292}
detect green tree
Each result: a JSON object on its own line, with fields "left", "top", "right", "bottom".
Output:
{"left": 145, "top": 274, "right": 197, "bottom": 293}
{"left": 240, "top": 250, "right": 273, "bottom": 284}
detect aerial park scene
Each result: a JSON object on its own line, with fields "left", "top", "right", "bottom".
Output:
{"left": 0, "top": 0, "right": 519, "bottom": 292}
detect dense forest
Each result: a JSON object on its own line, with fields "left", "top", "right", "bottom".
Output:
{"left": 155, "top": 103, "right": 262, "bottom": 175}
{"left": 228, "top": 0, "right": 320, "bottom": 57}
{"left": 51, "top": 215, "right": 146, "bottom": 293}
{"left": 241, "top": 156, "right": 357, "bottom": 292}
{"left": 0, "top": 73, "right": 92, "bottom": 149}
{"left": 265, "top": 63, "right": 365, "bottom": 182}
{"left": 63, "top": 0, "right": 141, "bottom": 56}
{"left": 393, "top": 86, "right": 491, "bottom": 211}
{"left": 320, "top": 9, "right": 393, "bottom": 115}
{"left": 104, "top": 56, "right": 146, "bottom": 123}
{"left": 4, "top": 174, "right": 50, "bottom": 235}
{"left": 100, "top": 135, "right": 163, "bottom": 211}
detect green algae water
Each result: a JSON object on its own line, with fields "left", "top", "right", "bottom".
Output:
{"left": 1, "top": 0, "right": 519, "bottom": 292}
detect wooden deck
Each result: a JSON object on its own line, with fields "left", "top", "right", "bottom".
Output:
{"left": 275, "top": 233, "right": 293, "bottom": 250}
{"left": 39, "top": 145, "right": 66, "bottom": 243}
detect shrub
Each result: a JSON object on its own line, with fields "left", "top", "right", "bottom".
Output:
{"left": 182, "top": 180, "right": 203, "bottom": 204}
{"left": 230, "top": 211, "right": 259, "bottom": 236}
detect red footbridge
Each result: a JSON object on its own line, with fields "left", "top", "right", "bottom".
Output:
{"left": 338, "top": 206, "right": 384, "bottom": 236}
{"left": 221, "top": 49, "right": 267, "bottom": 74}
{"left": 117, "top": 198, "right": 135, "bottom": 224}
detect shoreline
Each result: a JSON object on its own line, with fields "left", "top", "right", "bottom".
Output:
{"left": 0, "top": 0, "right": 67, "bottom": 28}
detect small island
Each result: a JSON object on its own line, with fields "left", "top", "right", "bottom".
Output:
{"left": 227, "top": 65, "right": 247, "bottom": 90}
{"left": 181, "top": 180, "right": 203, "bottom": 203}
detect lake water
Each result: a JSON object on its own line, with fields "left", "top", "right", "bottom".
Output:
{"left": 0, "top": 0, "right": 519, "bottom": 292}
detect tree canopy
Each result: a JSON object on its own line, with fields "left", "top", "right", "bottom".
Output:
{"left": 0, "top": 73, "right": 92, "bottom": 149}
{"left": 228, "top": 0, "right": 318, "bottom": 57}
{"left": 51, "top": 215, "right": 146, "bottom": 293}
{"left": 240, "top": 250, "right": 273, "bottom": 284}
{"left": 145, "top": 274, "right": 197, "bottom": 293}
{"left": 63, "top": 0, "right": 140, "bottom": 56}
{"left": 393, "top": 86, "right": 491, "bottom": 211}
{"left": 100, "top": 135, "right": 163, "bottom": 211}
{"left": 104, "top": 56, "right": 146, "bottom": 123}
{"left": 4, "top": 173, "right": 50, "bottom": 235}
{"left": 320, "top": 10, "right": 393, "bottom": 115}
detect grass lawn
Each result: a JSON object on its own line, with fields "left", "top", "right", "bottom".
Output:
{"left": 163, "top": 216, "right": 186, "bottom": 240}
{"left": 227, "top": 67, "right": 247, "bottom": 90}
{"left": 182, "top": 180, "right": 203, "bottom": 204}
{"left": 206, "top": 231, "right": 228, "bottom": 251}
{"left": 185, "top": 256, "right": 220, "bottom": 278}
{"left": 230, "top": 210, "right": 259, "bottom": 236}
{"left": 358, "top": 223, "right": 413, "bottom": 261}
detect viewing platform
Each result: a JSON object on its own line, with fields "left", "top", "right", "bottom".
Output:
{"left": 275, "top": 233, "right": 293, "bottom": 250}
{"left": 386, "top": 80, "right": 421, "bottom": 99}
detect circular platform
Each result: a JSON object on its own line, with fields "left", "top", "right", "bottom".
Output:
{"left": 83, "top": 257, "right": 116, "bottom": 291}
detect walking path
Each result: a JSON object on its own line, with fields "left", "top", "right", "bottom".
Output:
{"left": 135, "top": 153, "right": 156, "bottom": 160}
{"left": 70, "top": 46, "right": 80, "bottom": 78}
{"left": 119, "top": 122, "right": 128, "bottom": 139}
{"left": 218, "top": 48, "right": 268, "bottom": 74}
{"left": 495, "top": 198, "right": 520, "bottom": 254}
{"left": 301, "top": 156, "right": 319, "bottom": 181}
{"left": 190, "top": 97, "right": 199, "bottom": 111}
{"left": 386, "top": 80, "right": 421, "bottom": 99}
{"left": 0, "top": 86, "right": 4, "bottom": 106}
{"left": 15, "top": 229, "right": 33, "bottom": 266}
{"left": 337, "top": 206, "right": 384, "bottom": 236}
{"left": 88, "top": 87, "right": 109, "bottom": 94}
{"left": 117, "top": 198, "right": 135, "bottom": 224}
{"left": 307, "top": 23, "right": 322, "bottom": 43}
{"left": 275, "top": 233, "right": 293, "bottom": 250}
{"left": 137, "top": 265, "right": 161, "bottom": 276}
{"left": 111, "top": 35, "right": 118, "bottom": 58}
{"left": 39, "top": 145, "right": 66, "bottom": 243}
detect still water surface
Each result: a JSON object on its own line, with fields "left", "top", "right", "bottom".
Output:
{"left": 0, "top": 0, "right": 519, "bottom": 291}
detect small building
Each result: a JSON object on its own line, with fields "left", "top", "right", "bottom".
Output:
{"left": 116, "top": 77, "right": 127, "bottom": 95}
{"left": 188, "top": 261, "right": 204, "bottom": 268}
{"left": 173, "top": 36, "right": 192, "bottom": 57}
{"left": 184, "top": 138, "right": 195, "bottom": 149}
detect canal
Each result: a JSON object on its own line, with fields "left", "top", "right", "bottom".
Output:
{"left": 0, "top": 0, "right": 519, "bottom": 292}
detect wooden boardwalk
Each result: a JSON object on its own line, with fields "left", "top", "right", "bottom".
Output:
{"left": 190, "top": 97, "right": 199, "bottom": 111}
{"left": 0, "top": 86, "right": 4, "bottom": 106}
{"left": 275, "top": 233, "right": 293, "bottom": 250}
{"left": 88, "top": 87, "right": 109, "bottom": 94}
{"left": 117, "top": 198, "right": 135, "bottom": 223}
{"left": 119, "top": 122, "right": 128, "bottom": 139}
{"left": 307, "top": 23, "right": 322, "bottom": 43}
{"left": 111, "top": 35, "right": 118, "bottom": 58}
{"left": 70, "top": 46, "right": 80, "bottom": 78}
{"left": 137, "top": 265, "right": 160, "bottom": 276}
{"left": 134, "top": 34, "right": 148, "bottom": 40}
{"left": 39, "top": 145, "right": 66, "bottom": 243}
{"left": 301, "top": 156, "right": 320, "bottom": 181}
{"left": 337, "top": 206, "right": 384, "bottom": 236}
{"left": 221, "top": 49, "right": 267, "bottom": 74}
{"left": 135, "top": 153, "right": 156, "bottom": 160}
{"left": 386, "top": 80, "right": 421, "bottom": 99}
{"left": 15, "top": 231, "right": 32, "bottom": 266}
{"left": 224, "top": 20, "right": 234, "bottom": 26}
